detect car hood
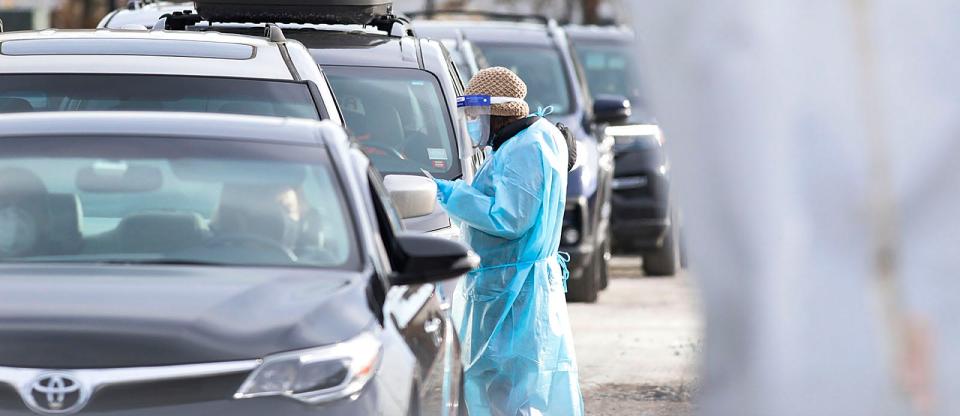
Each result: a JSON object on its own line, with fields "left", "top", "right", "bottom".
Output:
{"left": 0, "top": 265, "right": 374, "bottom": 368}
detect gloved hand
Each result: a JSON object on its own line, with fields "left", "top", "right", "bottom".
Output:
{"left": 435, "top": 179, "right": 456, "bottom": 204}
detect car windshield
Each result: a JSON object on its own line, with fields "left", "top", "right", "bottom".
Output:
{"left": 0, "top": 74, "right": 321, "bottom": 119}
{"left": 324, "top": 66, "right": 461, "bottom": 180}
{"left": 476, "top": 44, "right": 574, "bottom": 115}
{"left": 0, "top": 136, "right": 358, "bottom": 269}
{"left": 574, "top": 41, "right": 647, "bottom": 110}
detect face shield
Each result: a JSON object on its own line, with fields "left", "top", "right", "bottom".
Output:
{"left": 457, "top": 95, "right": 526, "bottom": 148}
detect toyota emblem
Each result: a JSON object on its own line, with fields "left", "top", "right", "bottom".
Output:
{"left": 21, "top": 373, "right": 90, "bottom": 415}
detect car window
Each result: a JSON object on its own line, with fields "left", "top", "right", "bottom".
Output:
{"left": 475, "top": 44, "right": 574, "bottom": 115}
{"left": 0, "top": 74, "right": 321, "bottom": 119}
{"left": 324, "top": 66, "right": 461, "bottom": 180}
{"left": 0, "top": 136, "right": 359, "bottom": 270}
{"left": 574, "top": 42, "right": 646, "bottom": 108}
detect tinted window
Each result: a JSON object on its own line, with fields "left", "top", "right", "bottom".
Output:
{"left": 0, "top": 74, "right": 320, "bottom": 119}
{"left": 574, "top": 42, "right": 646, "bottom": 108}
{"left": 0, "top": 136, "right": 358, "bottom": 270}
{"left": 325, "top": 66, "right": 461, "bottom": 180}
{"left": 476, "top": 44, "right": 574, "bottom": 115}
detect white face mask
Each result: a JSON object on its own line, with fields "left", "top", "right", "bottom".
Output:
{"left": 0, "top": 206, "right": 37, "bottom": 257}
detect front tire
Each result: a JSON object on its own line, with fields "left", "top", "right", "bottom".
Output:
{"left": 642, "top": 226, "right": 679, "bottom": 277}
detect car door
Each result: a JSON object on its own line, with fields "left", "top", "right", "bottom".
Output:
{"left": 367, "top": 168, "right": 461, "bottom": 415}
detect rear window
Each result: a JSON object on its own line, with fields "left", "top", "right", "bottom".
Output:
{"left": 1, "top": 39, "right": 255, "bottom": 60}
{"left": 0, "top": 74, "right": 321, "bottom": 119}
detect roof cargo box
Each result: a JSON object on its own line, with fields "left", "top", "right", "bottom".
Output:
{"left": 194, "top": 0, "right": 392, "bottom": 25}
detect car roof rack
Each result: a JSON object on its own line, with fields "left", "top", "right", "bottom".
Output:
{"left": 405, "top": 10, "right": 553, "bottom": 25}
{"left": 194, "top": 0, "right": 392, "bottom": 26}
{"left": 155, "top": 9, "right": 414, "bottom": 38}
{"left": 126, "top": 0, "right": 185, "bottom": 10}
{"left": 149, "top": 0, "right": 413, "bottom": 37}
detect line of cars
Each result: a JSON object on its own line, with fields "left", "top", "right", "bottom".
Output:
{"left": 0, "top": 1, "right": 473, "bottom": 415}
{"left": 0, "top": 1, "right": 671, "bottom": 414}
{"left": 411, "top": 11, "right": 678, "bottom": 298}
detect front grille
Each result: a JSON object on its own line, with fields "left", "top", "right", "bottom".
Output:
{"left": 84, "top": 371, "right": 250, "bottom": 412}
{"left": 615, "top": 171, "right": 668, "bottom": 201}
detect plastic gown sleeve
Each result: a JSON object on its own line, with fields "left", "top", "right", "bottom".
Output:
{"left": 440, "top": 145, "right": 544, "bottom": 240}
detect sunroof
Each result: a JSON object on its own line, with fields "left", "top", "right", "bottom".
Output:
{"left": 0, "top": 38, "right": 255, "bottom": 60}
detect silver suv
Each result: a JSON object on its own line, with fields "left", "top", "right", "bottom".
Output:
{"left": 0, "top": 28, "right": 341, "bottom": 123}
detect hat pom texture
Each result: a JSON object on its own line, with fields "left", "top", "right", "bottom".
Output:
{"left": 465, "top": 67, "right": 530, "bottom": 117}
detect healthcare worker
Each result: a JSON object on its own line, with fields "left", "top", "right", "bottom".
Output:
{"left": 434, "top": 67, "right": 584, "bottom": 416}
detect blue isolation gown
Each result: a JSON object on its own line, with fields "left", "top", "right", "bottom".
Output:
{"left": 438, "top": 118, "right": 584, "bottom": 416}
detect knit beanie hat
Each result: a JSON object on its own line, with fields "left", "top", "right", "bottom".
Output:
{"left": 465, "top": 67, "right": 530, "bottom": 117}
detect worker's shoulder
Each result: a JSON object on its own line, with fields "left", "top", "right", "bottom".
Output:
{"left": 524, "top": 118, "right": 566, "bottom": 148}
{"left": 503, "top": 121, "right": 561, "bottom": 159}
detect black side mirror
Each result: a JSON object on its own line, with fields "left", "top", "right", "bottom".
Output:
{"left": 390, "top": 232, "right": 479, "bottom": 286}
{"left": 592, "top": 94, "right": 632, "bottom": 125}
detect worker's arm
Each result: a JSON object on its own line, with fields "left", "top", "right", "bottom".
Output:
{"left": 439, "top": 142, "right": 545, "bottom": 240}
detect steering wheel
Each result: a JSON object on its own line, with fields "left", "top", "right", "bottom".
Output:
{"left": 203, "top": 234, "right": 297, "bottom": 262}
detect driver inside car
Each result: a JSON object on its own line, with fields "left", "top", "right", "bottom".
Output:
{"left": 211, "top": 183, "right": 308, "bottom": 256}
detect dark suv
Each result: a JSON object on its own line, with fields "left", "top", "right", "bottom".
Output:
{"left": 412, "top": 13, "right": 617, "bottom": 302}
{"left": 0, "top": 111, "right": 474, "bottom": 415}
{"left": 566, "top": 24, "right": 679, "bottom": 276}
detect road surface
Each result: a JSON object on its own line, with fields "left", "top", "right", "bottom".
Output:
{"left": 568, "top": 256, "right": 701, "bottom": 416}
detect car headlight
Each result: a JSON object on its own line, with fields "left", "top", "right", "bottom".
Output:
{"left": 234, "top": 331, "right": 382, "bottom": 404}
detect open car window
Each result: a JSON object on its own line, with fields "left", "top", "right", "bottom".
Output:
{"left": 324, "top": 66, "right": 461, "bottom": 180}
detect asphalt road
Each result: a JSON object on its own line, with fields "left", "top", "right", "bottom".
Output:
{"left": 568, "top": 256, "right": 701, "bottom": 416}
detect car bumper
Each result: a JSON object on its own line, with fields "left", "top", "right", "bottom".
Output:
{"left": 610, "top": 146, "right": 671, "bottom": 253}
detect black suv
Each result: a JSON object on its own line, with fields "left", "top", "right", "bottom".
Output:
{"left": 566, "top": 24, "right": 679, "bottom": 276}
{"left": 0, "top": 111, "right": 473, "bottom": 415}
{"left": 412, "top": 12, "right": 619, "bottom": 302}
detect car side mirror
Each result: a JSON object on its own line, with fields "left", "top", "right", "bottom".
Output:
{"left": 390, "top": 233, "right": 479, "bottom": 285}
{"left": 592, "top": 94, "right": 632, "bottom": 125}
{"left": 383, "top": 174, "right": 437, "bottom": 219}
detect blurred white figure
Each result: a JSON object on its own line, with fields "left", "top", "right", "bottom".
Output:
{"left": 628, "top": 1, "right": 960, "bottom": 415}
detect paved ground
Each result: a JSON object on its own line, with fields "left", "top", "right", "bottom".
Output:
{"left": 567, "top": 256, "right": 702, "bottom": 416}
